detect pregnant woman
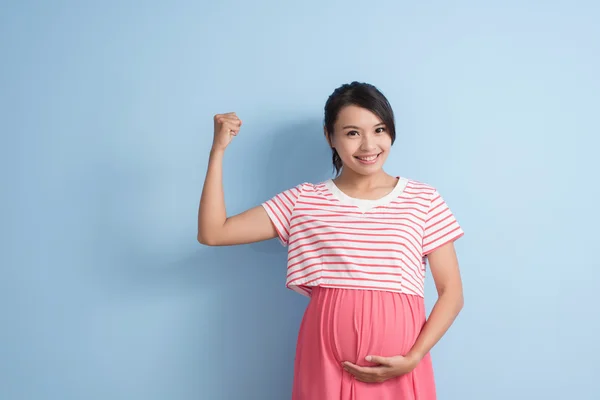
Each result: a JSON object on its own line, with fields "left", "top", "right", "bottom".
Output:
{"left": 197, "top": 81, "right": 465, "bottom": 399}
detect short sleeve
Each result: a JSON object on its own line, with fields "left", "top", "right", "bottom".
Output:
{"left": 422, "top": 189, "right": 464, "bottom": 256}
{"left": 261, "top": 184, "right": 303, "bottom": 246}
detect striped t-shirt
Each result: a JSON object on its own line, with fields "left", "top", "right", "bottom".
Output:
{"left": 261, "top": 177, "right": 464, "bottom": 298}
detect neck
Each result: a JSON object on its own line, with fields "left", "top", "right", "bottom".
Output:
{"left": 334, "top": 168, "right": 392, "bottom": 189}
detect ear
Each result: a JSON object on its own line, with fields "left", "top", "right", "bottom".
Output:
{"left": 324, "top": 127, "right": 334, "bottom": 148}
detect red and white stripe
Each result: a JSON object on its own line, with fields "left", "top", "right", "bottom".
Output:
{"left": 262, "top": 180, "right": 463, "bottom": 298}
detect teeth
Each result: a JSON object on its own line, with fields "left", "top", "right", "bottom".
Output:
{"left": 358, "top": 155, "right": 378, "bottom": 161}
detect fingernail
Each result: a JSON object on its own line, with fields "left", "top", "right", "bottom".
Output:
{"left": 365, "top": 356, "right": 372, "bottom": 362}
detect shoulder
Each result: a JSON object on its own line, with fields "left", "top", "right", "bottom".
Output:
{"left": 273, "top": 181, "right": 329, "bottom": 202}
{"left": 400, "top": 176, "right": 438, "bottom": 199}
{"left": 400, "top": 177, "right": 461, "bottom": 216}
{"left": 290, "top": 181, "right": 329, "bottom": 195}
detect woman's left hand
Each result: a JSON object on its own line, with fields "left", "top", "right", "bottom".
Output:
{"left": 342, "top": 354, "right": 420, "bottom": 383}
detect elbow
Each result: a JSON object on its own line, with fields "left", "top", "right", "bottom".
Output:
{"left": 197, "top": 220, "right": 227, "bottom": 246}
{"left": 439, "top": 286, "right": 464, "bottom": 314}
{"left": 197, "top": 231, "right": 217, "bottom": 246}
{"left": 196, "top": 221, "right": 215, "bottom": 245}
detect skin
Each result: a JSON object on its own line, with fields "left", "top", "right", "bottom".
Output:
{"left": 198, "top": 106, "right": 464, "bottom": 384}
{"left": 325, "top": 104, "right": 398, "bottom": 198}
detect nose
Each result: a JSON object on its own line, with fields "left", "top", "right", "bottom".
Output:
{"left": 360, "top": 134, "right": 377, "bottom": 151}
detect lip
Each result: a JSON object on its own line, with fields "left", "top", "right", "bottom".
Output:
{"left": 354, "top": 153, "right": 381, "bottom": 165}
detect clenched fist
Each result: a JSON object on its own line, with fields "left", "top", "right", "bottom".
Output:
{"left": 212, "top": 112, "right": 242, "bottom": 151}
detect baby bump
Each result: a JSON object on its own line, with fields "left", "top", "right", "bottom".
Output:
{"left": 297, "top": 286, "right": 427, "bottom": 366}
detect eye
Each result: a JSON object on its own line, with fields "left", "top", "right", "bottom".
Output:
{"left": 375, "top": 127, "right": 386, "bottom": 134}
{"left": 346, "top": 130, "right": 359, "bottom": 136}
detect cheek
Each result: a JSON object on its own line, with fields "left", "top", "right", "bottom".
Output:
{"left": 336, "top": 142, "right": 359, "bottom": 158}
{"left": 378, "top": 137, "right": 393, "bottom": 151}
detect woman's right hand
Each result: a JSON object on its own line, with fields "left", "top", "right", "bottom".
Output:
{"left": 212, "top": 112, "right": 242, "bottom": 152}
{"left": 199, "top": 111, "right": 278, "bottom": 246}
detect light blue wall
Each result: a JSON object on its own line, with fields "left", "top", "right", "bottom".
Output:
{"left": 2, "top": 1, "right": 599, "bottom": 399}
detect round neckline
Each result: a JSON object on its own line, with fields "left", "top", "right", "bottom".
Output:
{"left": 325, "top": 176, "right": 408, "bottom": 212}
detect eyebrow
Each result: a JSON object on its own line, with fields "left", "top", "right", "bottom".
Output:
{"left": 342, "top": 123, "right": 386, "bottom": 130}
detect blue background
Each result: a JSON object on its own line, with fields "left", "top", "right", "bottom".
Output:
{"left": 2, "top": 0, "right": 599, "bottom": 399}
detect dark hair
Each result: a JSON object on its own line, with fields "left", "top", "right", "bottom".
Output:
{"left": 323, "top": 81, "right": 396, "bottom": 176}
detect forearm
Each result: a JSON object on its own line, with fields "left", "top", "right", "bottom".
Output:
{"left": 406, "top": 288, "right": 464, "bottom": 362}
{"left": 197, "top": 148, "right": 227, "bottom": 243}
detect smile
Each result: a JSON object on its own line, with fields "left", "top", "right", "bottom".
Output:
{"left": 354, "top": 153, "right": 381, "bottom": 164}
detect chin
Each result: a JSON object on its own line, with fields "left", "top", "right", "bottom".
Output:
{"left": 347, "top": 163, "right": 384, "bottom": 177}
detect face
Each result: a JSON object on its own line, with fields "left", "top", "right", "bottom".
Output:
{"left": 327, "top": 105, "right": 392, "bottom": 176}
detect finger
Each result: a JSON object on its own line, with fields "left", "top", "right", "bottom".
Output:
{"left": 366, "top": 355, "right": 389, "bottom": 366}
{"left": 356, "top": 370, "right": 386, "bottom": 384}
{"left": 342, "top": 366, "right": 367, "bottom": 381}
{"left": 219, "top": 114, "right": 240, "bottom": 120}
{"left": 214, "top": 112, "right": 237, "bottom": 118}
{"left": 343, "top": 362, "right": 371, "bottom": 376}
{"left": 218, "top": 112, "right": 240, "bottom": 120}
{"left": 342, "top": 361, "right": 362, "bottom": 371}
{"left": 345, "top": 368, "right": 380, "bottom": 384}
{"left": 220, "top": 117, "right": 242, "bottom": 127}
{"left": 344, "top": 361, "right": 377, "bottom": 371}
{"left": 224, "top": 124, "right": 241, "bottom": 134}
{"left": 214, "top": 114, "right": 242, "bottom": 124}
{"left": 344, "top": 363, "right": 387, "bottom": 377}
{"left": 216, "top": 114, "right": 241, "bottom": 122}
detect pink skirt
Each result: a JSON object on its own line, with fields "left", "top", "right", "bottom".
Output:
{"left": 292, "top": 286, "right": 436, "bottom": 399}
